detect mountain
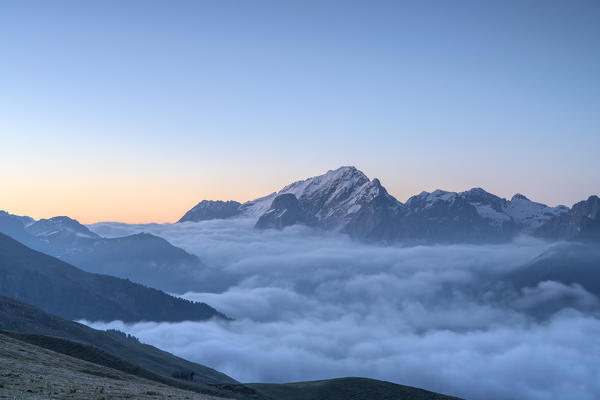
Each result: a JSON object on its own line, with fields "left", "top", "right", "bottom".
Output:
{"left": 535, "top": 195, "right": 600, "bottom": 241}
{"left": 0, "top": 296, "right": 236, "bottom": 384}
{"left": 0, "top": 233, "right": 226, "bottom": 322}
{"left": 179, "top": 200, "right": 243, "bottom": 222}
{"left": 506, "top": 242, "right": 600, "bottom": 297}
{"left": 243, "top": 167, "right": 403, "bottom": 235}
{"left": 496, "top": 242, "right": 600, "bottom": 318}
{"left": 179, "top": 166, "right": 581, "bottom": 243}
{"left": 0, "top": 332, "right": 230, "bottom": 400}
{"left": 399, "top": 188, "right": 569, "bottom": 243}
{"left": 0, "top": 213, "right": 206, "bottom": 293}
{"left": 181, "top": 167, "right": 405, "bottom": 241}
{"left": 268, "top": 167, "right": 403, "bottom": 241}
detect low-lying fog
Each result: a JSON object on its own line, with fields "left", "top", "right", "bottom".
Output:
{"left": 87, "top": 220, "right": 600, "bottom": 400}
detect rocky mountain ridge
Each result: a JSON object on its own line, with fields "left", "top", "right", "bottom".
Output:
{"left": 179, "top": 166, "right": 594, "bottom": 243}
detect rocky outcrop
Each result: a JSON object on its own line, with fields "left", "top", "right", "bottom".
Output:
{"left": 255, "top": 194, "right": 306, "bottom": 230}
{"left": 536, "top": 195, "right": 600, "bottom": 241}
{"left": 178, "top": 200, "right": 242, "bottom": 222}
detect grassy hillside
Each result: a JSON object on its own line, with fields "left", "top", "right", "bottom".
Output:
{"left": 0, "top": 332, "right": 228, "bottom": 400}
{"left": 0, "top": 233, "right": 225, "bottom": 322}
{"left": 1, "top": 331, "right": 265, "bottom": 399}
{"left": 0, "top": 296, "right": 237, "bottom": 385}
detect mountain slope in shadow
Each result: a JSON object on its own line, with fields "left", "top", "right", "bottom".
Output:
{"left": 0, "top": 233, "right": 226, "bottom": 322}
{"left": 0, "top": 212, "right": 207, "bottom": 293}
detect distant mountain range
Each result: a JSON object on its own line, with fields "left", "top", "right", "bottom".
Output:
{"left": 0, "top": 233, "right": 225, "bottom": 322}
{"left": 0, "top": 212, "right": 207, "bottom": 292}
{"left": 179, "top": 166, "right": 599, "bottom": 243}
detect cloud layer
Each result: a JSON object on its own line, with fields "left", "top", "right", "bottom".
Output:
{"left": 87, "top": 220, "right": 600, "bottom": 400}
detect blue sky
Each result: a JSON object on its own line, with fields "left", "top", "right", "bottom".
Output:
{"left": 1, "top": 0, "right": 598, "bottom": 222}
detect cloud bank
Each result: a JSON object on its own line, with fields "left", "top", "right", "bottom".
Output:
{"left": 87, "top": 220, "right": 600, "bottom": 400}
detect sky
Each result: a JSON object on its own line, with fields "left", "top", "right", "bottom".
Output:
{"left": 1, "top": 0, "right": 599, "bottom": 223}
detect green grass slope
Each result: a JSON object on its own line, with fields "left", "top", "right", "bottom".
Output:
{"left": 0, "top": 296, "right": 236, "bottom": 385}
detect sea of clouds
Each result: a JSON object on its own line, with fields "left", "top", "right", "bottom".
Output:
{"left": 87, "top": 219, "right": 600, "bottom": 400}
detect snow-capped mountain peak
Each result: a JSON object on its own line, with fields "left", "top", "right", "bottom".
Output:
{"left": 278, "top": 166, "right": 371, "bottom": 217}
{"left": 239, "top": 166, "right": 403, "bottom": 237}
{"left": 403, "top": 186, "right": 568, "bottom": 232}
{"left": 240, "top": 166, "right": 375, "bottom": 218}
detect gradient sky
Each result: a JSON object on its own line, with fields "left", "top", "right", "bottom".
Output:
{"left": 1, "top": 0, "right": 599, "bottom": 223}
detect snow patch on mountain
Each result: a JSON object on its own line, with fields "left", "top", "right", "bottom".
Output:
{"left": 505, "top": 194, "right": 568, "bottom": 230}
{"left": 405, "top": 187, "right": 568, "bottom": 231}
{"left": 238, "top": 192, "right": 277, "bottom": 217}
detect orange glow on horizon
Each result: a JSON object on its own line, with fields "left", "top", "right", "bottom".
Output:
{"left": 1, "top": 167, "right": 585, "bottom": 224}
{"left": 0, "top": 175, "right": 276, "bottom": 224}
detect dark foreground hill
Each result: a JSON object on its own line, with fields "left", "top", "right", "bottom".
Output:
{"left": 1, "top": 330, "right": 262, "bottom": 399}
{"left": 0, "top": 332, "right": 229, "bottom": 400}
{"left": 0, "top": 296, "right": 236, "bottom": 384}
{"left": 249, "top": 378, "right": 463, "bottom": 400}
{"left": 0, "top": 233, "right": 225, "bottom": 322}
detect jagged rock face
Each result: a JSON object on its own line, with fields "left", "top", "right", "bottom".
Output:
{"left": 279, "top": 166, "right": 372, "bottom": 220}
{"left": 400, "top": 188, "right": 569, "bottom": 242}
{"left": 402, "top": 190, "right": 504, "bottom": 243}
{"left": 536, "top": 196, "right": 600, "bottom": 241}
{"left": 334, "top": 178, "right": 404, "bottom": 241}
{"left": 250, "top": 167, "right": 404, "bottom": 240}
{"left": 178, "top": 200, "right": 242, "bottom": 222}
{"left": 255, "top": 193, "right": 306, "bottom": 230}
{"left": 279, "top": 168, "right": 402, "bottom": 232}
{"left": 504, "top": 194, "right": 569, "bottom": 232}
